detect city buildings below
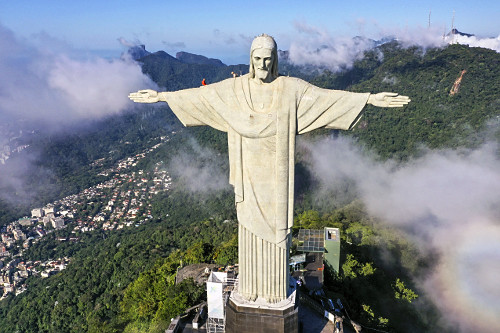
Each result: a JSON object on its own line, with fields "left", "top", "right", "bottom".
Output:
{"left": 295, "top": 227, "right": 342, "bottom": 290}
{"left": 31, "top": 208, "right": 44, "bottom": 218}
{"left": 0, "top": 135, "right": 172, "bottom": 298}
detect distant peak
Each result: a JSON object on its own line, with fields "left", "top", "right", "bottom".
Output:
{"left": 152, "top": 50, "right": 177, "bottom": 59}
{"left": 449, "top": 29, "right": 474, "bottom": 38}
{"left": 125, "top": 44, "right": 151, "bottom": 60}
{"left": 176, "top": 51, "right": 225, "bottom": 67}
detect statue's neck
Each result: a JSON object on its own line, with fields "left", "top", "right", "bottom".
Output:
{"left": 251, "top": 77, "right": 274, "bottom": 84}
{"left": 249, "top": 78, "right": 277, "bottom": 111}
{"left": 250, "top": 72, "right": 278, "bottom": 85}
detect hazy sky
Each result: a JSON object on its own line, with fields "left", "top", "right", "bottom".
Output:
{"left": 1, "top": 0, "right": 499, "bottom": 63}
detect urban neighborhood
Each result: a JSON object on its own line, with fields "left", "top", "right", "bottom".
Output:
{"left": 0, "top": 137, "right": 172, "bottom": 299}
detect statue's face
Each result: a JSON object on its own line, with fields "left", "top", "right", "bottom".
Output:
{"left": 252, "top": 48, "right": 274, "bottom": 83}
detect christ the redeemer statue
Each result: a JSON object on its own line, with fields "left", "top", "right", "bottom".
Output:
{"left": 129, "top": 34, "right": 410, "bottom": 303}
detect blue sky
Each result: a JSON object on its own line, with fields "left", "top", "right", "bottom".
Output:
{"left": 1, "top": 0, "right": 499, "bottom": 63}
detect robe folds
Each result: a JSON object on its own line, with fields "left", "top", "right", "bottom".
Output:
{"left": 163, "top": 74, "right": 369, "bottom": 301}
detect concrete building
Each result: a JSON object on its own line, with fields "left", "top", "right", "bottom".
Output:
{"left": 12, "top": 229, "right": 26, "bottom": 241}
{"left": 1, "top": 234, "right": 8, "bottom": 243}
{"left": 31, "top": 208, "right": 44, "bottom": 218}
{"left": 206, "top": 271, "right": 236, "bottom": 333}
{"left": 295, "top": 227, "right": 342, "bottom": 289}
{"left": 42, "top": 216, "right": 52, "bottom": 228}
{"left": 43, "top": 206, "right": 55, "bottom": 215}
{"left": 324, "top": 228, "right": 341, "bottom": 273}
{"left": 18, "top": 217, "right": 33, "bottom": 227}
{"left": 52, "top": 217, "right": 64, "bottom": 229}
{"left": 0, "top": 243, "right": 7, "bottom": 256}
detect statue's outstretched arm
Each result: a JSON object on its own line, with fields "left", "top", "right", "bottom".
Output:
{"left": 128, "top": 89, "right": 166, "bottom": 103}
{"left": 367, "top": 92, "right": 411, "bottom": 108}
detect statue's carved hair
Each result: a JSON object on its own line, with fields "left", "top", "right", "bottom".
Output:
{"left": 249, "top": 34, "right": 279, "bottom": 79}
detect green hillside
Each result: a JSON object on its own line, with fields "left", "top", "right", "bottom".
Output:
{"left": 0, "top": 107, "right": 183, "bottom": 226}
{"left": 139, "top": 51, "right": 249, "bottom": 90}
{"left": 315, "top": 43, "right": 500, "bottom": 159}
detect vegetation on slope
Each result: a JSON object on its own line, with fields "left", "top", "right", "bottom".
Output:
{"left": 0, "top": 202, "right": 237, "bottom": 333}
{"left": 321, "top": 43, "right": 500, "bottom": 160}
{"left": 293, "top": 202, "right": 439, "bottom": 332}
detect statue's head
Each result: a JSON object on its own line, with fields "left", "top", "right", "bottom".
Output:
{"left": 249, "top": 34, "right": 278, "bottom": 83}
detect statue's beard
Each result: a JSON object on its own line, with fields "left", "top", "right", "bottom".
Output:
{"left": 255, "top": 68, "right": 270, "bottom": 81}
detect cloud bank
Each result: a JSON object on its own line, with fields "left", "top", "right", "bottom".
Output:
{"left": 287, "top": 22, "right": 500, "bottom": 71}
{"left": 0, "top": 24, "right": 156, "bottom": 207}
{"left": 288, "top": 21, "right": 379, "bottom": 71}
{"left": 302, "top": 136, "right": 500, "bottom": 332}
{"left": 0, "top": 24, "right": 155, "bottom": 125}
{"left": 447, "top": 34, "right": 500, "bottom": 53}
{"left": 168, "top": 138, "right": 230, "bottom": 194}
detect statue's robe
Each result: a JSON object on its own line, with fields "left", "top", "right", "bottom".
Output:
{"left": 163, "top": 75, "right": 369, "bottom": 302}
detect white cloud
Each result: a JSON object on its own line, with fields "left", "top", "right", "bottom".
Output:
{"left": 0, "top": 23, "right": 156, "bottom": 125}
{"left": 382, "top": 25, "right": 447, "bottom": 50}
{"left": 302, "top": 136, "right": 500, "bottom": 332}
{"left": 447, "top": 34, "right": 500, "bottom": 53}
{"left": 424, "top": 221, "right": 500, "bottom": 333}
{"left": 288, "top": 21, "right": 377, "bottom": 71}
{"left": 47, "top": 55, "right": 152, "bottom": 118}
{"left": 286, "top": 22, "right": 500, "bottom": 71}
{"left": 117, "top": 37, "right": 138, "bottom": 48}
{"left": 393, "top": 25, "right": 500, "bottom": 53}
{"left": 0, "top": 23, "right": 156, "bottom": 205}
{"left": 168, "top": 138, "right": 230, "bottom": 194}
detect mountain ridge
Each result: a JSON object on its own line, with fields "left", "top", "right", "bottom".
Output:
{"left": 175, "top": 51, "right": 225, "bottom": 67}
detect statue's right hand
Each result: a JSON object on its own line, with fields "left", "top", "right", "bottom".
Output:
{"left": 128, "top": 89, "right": 160, "bottom": 103}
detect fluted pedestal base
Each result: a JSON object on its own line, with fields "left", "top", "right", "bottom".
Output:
{"left": 225, "top": 291, "right": 298, "bottom": 333}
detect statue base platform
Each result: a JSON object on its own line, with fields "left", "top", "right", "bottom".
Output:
{"left": 225, "top": 291, "right": 298, "bottom": 333}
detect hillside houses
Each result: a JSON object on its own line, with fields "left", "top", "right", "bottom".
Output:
{"left": 0, "top": 257, "right": 70, "bottom": 299}
{"left": 0, "top": 137, "right": 172, "bottom": 298}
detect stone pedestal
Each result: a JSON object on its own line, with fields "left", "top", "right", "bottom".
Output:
{"left": 225, "top": 291, "right": 298, "bottom": 333}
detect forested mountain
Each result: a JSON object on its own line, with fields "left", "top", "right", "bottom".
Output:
{"left": 338, "top": 43, "right": 500, "bottom": 159}
{"left": 0, "top": 42, "right": 499, "bottom": 333}
{"left": 138, "top": 50, "right": 248, "bottom": 90}
{"left": 176, "top": 51, "right": 226, "bottom": 67}
{"left": 0, "top": 107, "right": 182, "bottom": 226}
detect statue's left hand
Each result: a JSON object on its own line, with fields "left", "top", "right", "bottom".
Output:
{"left": 368, "top": 92, "right": 411, "bottom": 108}
{"left": 128, "top": 89, "right": 161, "bottom": 103}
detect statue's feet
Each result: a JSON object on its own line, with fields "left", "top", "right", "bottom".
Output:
{"left": 240, "top": 292, "right": 258, "bottom": 302}
{"left": 265, "top": 295, "right": 284, "bottom": 303}
{"left": 239, "top": 291, "right": 285, "bottom": 303}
